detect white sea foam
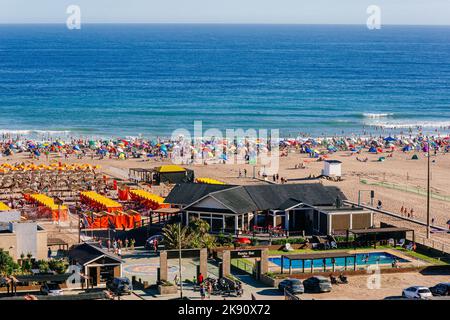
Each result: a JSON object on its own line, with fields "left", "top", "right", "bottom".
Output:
{"left": 366, "top": 121, "right": 450, "bottom": 129}
{"left": 363, "top": 113, "right": 394, "bottom": 118}
{"left": 0, "top": 129, "right": 72, "bottom": 135}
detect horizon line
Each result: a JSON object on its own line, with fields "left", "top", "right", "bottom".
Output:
{"left": 1, "top": 22, "right": 450, "bottom": 27}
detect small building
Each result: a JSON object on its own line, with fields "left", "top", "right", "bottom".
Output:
{"left": 68, "top": 242, "right": 123, "bottom": 287}
{"left": 129, "top": 165, "right": 194, "bottom": 185}
{"left": 322, "top": 160, "right": 342, "bottom": 177}
{"left": 0, "top": 219, "right": 47, "bottom": 261}
{"left": 309, "top": 205, "right": 374, "bottom": 235}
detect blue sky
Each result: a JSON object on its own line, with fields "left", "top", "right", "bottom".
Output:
{"left": 1, "top": 0, "right": 449, "bottom": 25}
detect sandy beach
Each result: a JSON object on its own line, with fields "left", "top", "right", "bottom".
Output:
{"left": 1, "top": 145, "right": 449, "bottom": 249}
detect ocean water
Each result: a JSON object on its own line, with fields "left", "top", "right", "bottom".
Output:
{"left": 0, "top": 24, "right": 450, "bottom": 139}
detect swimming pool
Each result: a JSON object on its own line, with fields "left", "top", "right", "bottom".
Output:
{"left": 269, "top": 252, "right": 409, "bottom": 269}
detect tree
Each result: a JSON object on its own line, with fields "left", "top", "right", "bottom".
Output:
{"left": 162, "top": 218, "right": 217, "bottom": 249}
{"left": 189, "top": 218, "right": 210, "bottom": 234}
{"left": 0, "top": 249, "right": 20, "bottom": 276}
{"left": 162, "top": 223, "right": 192, "bottom": 250}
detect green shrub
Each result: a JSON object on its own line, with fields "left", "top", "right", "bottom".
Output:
{"left": 271, "top": 237, "right": 305, "bottom": 245}
{"left": 48, "top": 259, "right": 68, "bottom": 274}
{"left": 34, "top": 260, "right": 50, "bottom": 273}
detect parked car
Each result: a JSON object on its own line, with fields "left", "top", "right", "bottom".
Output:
{"left": 402, "top": 286, "right": 433, "bottom": 299}
{"left": 278, "top": 279, "right": 304, "bottom": 294}
{"left": 145, "top": 234, "right": 164, "bottom": 250}
{"left": 106, "top": 277, "right": 133, "bottom": 295}
{"left": 40, "top": 282, "right": 63, "bottom": 296}
{"left": 303, "top": 276, "right": 332, "bottom": 293}
{"left": 429, "top": 283, "right": 450, "bottom": 296}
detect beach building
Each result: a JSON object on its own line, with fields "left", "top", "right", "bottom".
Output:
{"left": 164, "top": 183, "right": 373, "bottom": 235}
{"left": 129, "top": 165, "right": 194, "bottom": 185}
{"left": 68, "top": 242, "right": 123, "bottom": 287}
{"left": 0, "top": 215, "right": 48, "bottom": 261}
{"left": 322, "top": 160, "right": 342, "bottom": 177}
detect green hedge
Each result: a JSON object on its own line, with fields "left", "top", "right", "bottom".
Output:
{"left": 271, "top": 237, "right": 305, "bottom": 245}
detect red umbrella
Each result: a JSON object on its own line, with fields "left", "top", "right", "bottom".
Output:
{"left": 234, "top": 237, "right": 251, "bottom": 244}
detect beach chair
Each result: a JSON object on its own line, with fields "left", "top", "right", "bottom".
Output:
{"left": 405, "top": 242, "right": 414, "bottom": 251}
{"left": 283, "top": 243, "right": 294, "bottom": 252}
{"left": 397, "top": 239, "right": 405, "bottom": 247}
{"left": 388, "top": 238, "right": 395, "bottom": 246}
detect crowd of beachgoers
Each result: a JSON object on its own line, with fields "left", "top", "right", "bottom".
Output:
{"left": 0, "top": 134, "right": 449, "bottom": 164}
{"left": 0, "top": 132, "right": 449, "bottom": 164}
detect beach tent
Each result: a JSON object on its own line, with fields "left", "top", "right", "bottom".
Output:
{"left": 411, "top": 154, "right": 419, "bottom": 160}
{"left": 378, "top": 157, "right": 386, "bottom": 162}
{"left": 402, "top": 145, "right": 412, "bottom": 152}
{"left": 368, "top": 146, "right": 377, "bottom": 153}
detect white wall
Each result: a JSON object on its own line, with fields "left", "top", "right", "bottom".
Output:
{"left": 11, "top": 222, "right": 38, "bottom": 258}
{"left": 0, "top": 210, "right": 21, "bottom": 223}
{"left": 323, "top": 162, "right": 341, "bottom": 177}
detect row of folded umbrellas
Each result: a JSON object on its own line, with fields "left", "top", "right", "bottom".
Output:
{"left": 0, "top": 162, "right": 100, "bottom": 173}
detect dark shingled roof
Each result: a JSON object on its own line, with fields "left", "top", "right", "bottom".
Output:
{"left": 164, "top": 183, "right": 235, "bottom": 205}
{"left": 68, "top": 242, "right": 123, "bottom": 266}
{"left": 211, "top": 187, "right": 259, "bottom": 213}
{"left": 180, "top": 183, "right": 347, "bottom": 214}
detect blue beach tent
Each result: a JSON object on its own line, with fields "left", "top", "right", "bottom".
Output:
{"left": 402, "top": 145, "right": 412, "bottom": 152}
{"left": 384, "top": 136, "right": 397, "bottom": 142}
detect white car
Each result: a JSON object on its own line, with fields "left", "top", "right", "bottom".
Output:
{"left": 40, "top": 283, "right": 63, "bottom": 296}
{"left": 402, "top": 286, "right": 433, "bottom": 299}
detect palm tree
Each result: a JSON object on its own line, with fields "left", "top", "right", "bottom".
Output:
{"left": 189, "top": 218, "right": 210, "bottom": 234}
{"left": 188, "top": 218, "right": 217, "bottom": 249}
{"left": 162, "top": 223, "right": 191, "bottom": 249}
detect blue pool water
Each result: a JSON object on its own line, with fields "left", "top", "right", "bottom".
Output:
{"left": 269, "top": 252, "right": 409, "bottom": 269}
